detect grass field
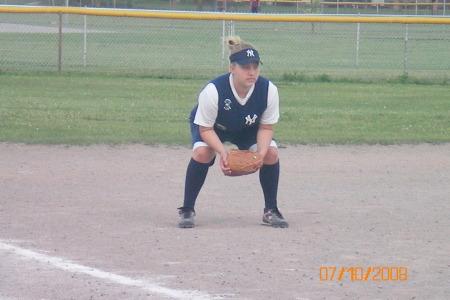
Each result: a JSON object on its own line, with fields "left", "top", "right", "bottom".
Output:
{"left": 0, "top": 72, "right": 448, "bottom": 145}
{"left": 1, "top": 12, "right": 449, "bottom": 81}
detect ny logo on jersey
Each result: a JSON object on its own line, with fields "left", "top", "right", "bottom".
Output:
{"left": 246, "top": 49, "right": 255, "bottom": 57}
{"left": 245, "top": 114, "right": 258, "bottom": 125}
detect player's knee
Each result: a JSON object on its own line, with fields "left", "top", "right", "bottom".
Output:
{"left": 263, "top": 147, "right": 279, "bottom": 165}
{"left": 192, "top": 146, "right": 215, "bottom": 164}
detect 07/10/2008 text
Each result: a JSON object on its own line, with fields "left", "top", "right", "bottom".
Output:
{"left": 320, "top": 267, "right": 408, "bottom": 281}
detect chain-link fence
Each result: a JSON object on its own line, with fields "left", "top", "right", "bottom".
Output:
{"left": 1, "top": 6, "right": 449, "bottom": 81}
{"left": 2, "top": 0, "right": 450, "bottom": 16}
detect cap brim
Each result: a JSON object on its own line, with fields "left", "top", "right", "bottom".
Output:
{"left": 235, "top": 57, "right": 262, "bottom": 66}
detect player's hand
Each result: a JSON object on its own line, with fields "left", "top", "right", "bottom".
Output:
{"left": 219, "top": 152, "right": 232, "bottom": 176}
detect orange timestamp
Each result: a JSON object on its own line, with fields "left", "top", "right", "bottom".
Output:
{"left": 320, "top": 267, "right": 408, "bottom": 281}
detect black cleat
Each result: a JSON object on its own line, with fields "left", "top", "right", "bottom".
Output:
{"left": 178, "top": 207, "right": 195, "bottom": 228}
{"left": 262, "top": 207, "right": 289, "bottom": 228}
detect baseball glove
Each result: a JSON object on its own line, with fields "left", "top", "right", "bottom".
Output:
{"left": 226, "top": 149, "right": 263, "bottom": 176}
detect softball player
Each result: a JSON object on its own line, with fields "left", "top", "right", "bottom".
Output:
{"left": 178, "top": 36, "right": 288, "bottom": 228}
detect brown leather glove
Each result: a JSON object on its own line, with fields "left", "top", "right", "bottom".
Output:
{"left": 226, "top": 149, "right": 263, "bottom": 176}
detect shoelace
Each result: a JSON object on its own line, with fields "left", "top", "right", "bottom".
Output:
{"left": 178, "top": 207, "right": 195, "bottom": 217}
{"left": 270, "top": 209, "right": 283, "bottom": 219}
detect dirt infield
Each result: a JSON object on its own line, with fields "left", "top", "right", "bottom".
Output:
{"left": 1, "top": 143, "right": 449, "bottom": 300}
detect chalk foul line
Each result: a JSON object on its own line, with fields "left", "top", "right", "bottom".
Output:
{"left": 0, "top": 239, "right": 217, "bottom": 300}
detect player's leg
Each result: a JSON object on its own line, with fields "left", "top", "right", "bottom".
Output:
{"left": 248, "top": 141, "right": 279, "bottom": 209}
{"left": 183, "top": 144, "right": 216, "bottom": 209}
{"left": 249, "top": 143, "right": 289, "bottom": 228}
{"left": 258, "top": 145, "right": 280, "bottom": 209}
{"left": 179, "top": 144, "right": 215, "bottom": 228}
{"left": 178, "top": 121, "right": 216, "bottom": 228}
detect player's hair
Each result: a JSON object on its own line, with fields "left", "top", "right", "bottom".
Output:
{"left": 225, "top": 36, "right": 257, "bottom": 56}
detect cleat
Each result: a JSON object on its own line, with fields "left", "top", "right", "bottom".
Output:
{"left": 178, "top": 207, "right": 195, "bottom": 228}
{"left": 262, "top": 207, "right": 289, "bottom": 228}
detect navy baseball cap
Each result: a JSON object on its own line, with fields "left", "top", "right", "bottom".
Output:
{"left": 229, "top": 48, "right": 261, "bottom": 65}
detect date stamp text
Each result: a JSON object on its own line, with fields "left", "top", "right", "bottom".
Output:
{"left": 320, "top": 267, "right": 408, "bottom": 281}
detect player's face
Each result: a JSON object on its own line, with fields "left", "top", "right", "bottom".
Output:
{"left": 229, "top": 61, "right": 260, "bottom": 91}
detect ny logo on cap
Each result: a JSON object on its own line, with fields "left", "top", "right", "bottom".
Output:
{"left": 246, "top": 49, "right": 255, "bottom": 57}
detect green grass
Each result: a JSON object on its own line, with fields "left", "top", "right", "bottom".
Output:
{"left": 0, "top": 72, "right": 448, "bottom": 145}
{"left": 0, "top": 15, "right": 448, "bottom": 82}
{"left": 0, "top": 73, "right": 198, "bottom": 144}
{"left": 278, "top": 80, "right": 449, "bottom": 144}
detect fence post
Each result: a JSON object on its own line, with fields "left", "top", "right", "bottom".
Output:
{"left": 403, "top": 24, "right": 408, "bottom": 75}
{"left": 84, "top": 14, "right": 87, "bottom": 67}
{"left": 222, "top": 20, "right": 225, "bottom": 65}
{"left": 58, "top": 13, "right": 62, "bottom": 73}
{"left": 356, "top": 23, "right": 360, "bottom": 68}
